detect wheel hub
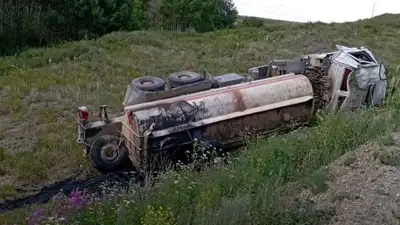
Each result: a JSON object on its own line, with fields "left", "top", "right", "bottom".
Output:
{"left": 140, "top": 80, "right": 154, "bottom": 86}
{"left": 178, "top": 74, "right": 190, "bottom": 80}
{"left": 100, "top": 144, "right": 119, "bottom": 162}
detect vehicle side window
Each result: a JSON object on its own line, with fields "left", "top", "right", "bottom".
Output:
{"left": 350, "top": 51, "right": 375, "bottom": 64}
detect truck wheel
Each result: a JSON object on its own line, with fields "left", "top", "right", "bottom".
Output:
{"left": 131, "top": 76, "right": 165, "bottom": 92}
{"left": 89, "top": 135, "right": 129, "bottom": 172}
{"left": 168, "top": 71, "right": 203, "bottom": 88}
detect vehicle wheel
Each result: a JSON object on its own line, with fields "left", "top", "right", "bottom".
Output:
{"left": 89, "top": 135, "right": 129, "bottom": 172}
{"left": 168, "top": 71, "right": 203, "bottom": 88}
{"left": 131, "top": 76, "right": 166, "bottom": 92}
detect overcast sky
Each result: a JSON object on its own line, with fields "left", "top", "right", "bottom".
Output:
{"left": 233, "top": 0, "right": 400, "bottom": 23}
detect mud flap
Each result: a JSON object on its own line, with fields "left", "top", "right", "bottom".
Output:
{"left": 140, "top": 123, "right": 155, "bottom": 172}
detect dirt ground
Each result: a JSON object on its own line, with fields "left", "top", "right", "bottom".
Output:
{"left": 298, "top": 132, "right": 400, "bottom": 225}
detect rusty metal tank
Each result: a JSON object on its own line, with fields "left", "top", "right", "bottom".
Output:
{"left": 121, "top": 73, "right": 315, "bottom": 168}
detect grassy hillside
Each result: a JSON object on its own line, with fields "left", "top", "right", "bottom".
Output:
{"left": 1, "top": 12, "right": 400, "bottom": 218}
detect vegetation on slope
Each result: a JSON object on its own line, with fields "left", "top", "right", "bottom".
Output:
{"left": 4, "top": 103, "right": 400, "bottom": 224}
{"left": 1, "top": 12, "right": 400, "bottom": 225}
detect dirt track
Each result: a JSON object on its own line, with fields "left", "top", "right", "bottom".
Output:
{"left": 299, "top": 132, "right": 400, "bottom": 225}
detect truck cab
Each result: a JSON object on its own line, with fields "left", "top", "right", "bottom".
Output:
{"left": 248, "top": 45, "right": 388, "bottom": 112}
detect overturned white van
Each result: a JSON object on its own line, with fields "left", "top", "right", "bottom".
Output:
{"left": 323, "top": 45, "right": 388, "bottom": 111}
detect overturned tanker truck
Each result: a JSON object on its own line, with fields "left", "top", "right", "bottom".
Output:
{"left": 76, "top": 45, "right": 388, "bottom": 172}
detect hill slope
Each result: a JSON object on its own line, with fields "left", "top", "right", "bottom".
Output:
{"left": 1, "top": 13, "right": 400, "bottom": 202}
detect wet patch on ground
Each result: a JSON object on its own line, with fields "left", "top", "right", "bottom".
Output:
{"left": 0, "top": 170, "right": 138, "bottom": 213}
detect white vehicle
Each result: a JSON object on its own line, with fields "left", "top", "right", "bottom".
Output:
{"left": 249, "top": 45, "right": 388, "bottom": 112}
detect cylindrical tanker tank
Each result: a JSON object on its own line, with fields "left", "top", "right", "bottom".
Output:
{"left": 122, "top": 74, "right": 314, "bottom": 167}
{"left": 124, "top": 74, "right": 314, "bottom": 138}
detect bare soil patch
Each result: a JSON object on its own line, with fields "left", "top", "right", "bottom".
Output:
{"left": 298, "top": 132, "right": 400, "bottom": 225}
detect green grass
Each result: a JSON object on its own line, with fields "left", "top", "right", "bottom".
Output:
{"left": 3, "top": 108, "right": 399, "bottom": 224}
{"left": 1, "top": 13, "right": 400, "bottom": 224}
{"left": 62, "top": 108, "right": 400, "bottom": 225}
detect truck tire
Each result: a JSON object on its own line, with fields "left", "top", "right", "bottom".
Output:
{"left": 131, "top": 76, "right": 166, "bottom": 92}
{"left": 168, "top": 71, "right": 203, "bottom": 88}
{"left": 89, "top": 135, "right": 129, "bottom": 172}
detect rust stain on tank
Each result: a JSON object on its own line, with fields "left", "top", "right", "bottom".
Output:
{"left": 232, "top": 90, "right": 246, "bottom": 112}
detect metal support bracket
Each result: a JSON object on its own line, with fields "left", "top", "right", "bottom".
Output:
{"left": 141, "top": 123, "right": 155, "bottom": 171}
